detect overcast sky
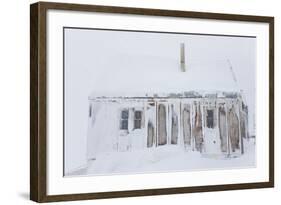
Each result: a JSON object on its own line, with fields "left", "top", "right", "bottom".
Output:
{"left": 64, "top": 28, "right": 256, "bottom": 171}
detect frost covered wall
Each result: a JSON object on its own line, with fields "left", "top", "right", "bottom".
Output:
{"left": 87, "top": 94, "right": 249, "bottom": 160}
{"left": 87, "top": 100, "right": 147, "bottom": 159}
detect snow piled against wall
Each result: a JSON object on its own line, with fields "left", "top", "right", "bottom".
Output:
{"left": 87, "top": 101, "right": 148, "bottom": 159}
{"left": 87, "top": 102, "right": 120, "bottom": 158}
{"left": 70, "top": 139, "right": 255, "bottom": 176}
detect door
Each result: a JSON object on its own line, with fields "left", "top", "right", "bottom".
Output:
{"left": 171, "top": 114, "right": 178, "bottom": 144}
{"left": 182, "top": 104, "right": 191, "bottom": 147}
{"left": 219, "top": 107, "right": 227, "bottom": 152}
{"left": 147, "top": 121, "right": 155, "bottom": 148}
{"left": 157, "top": 103, "right": 167, "bottom": 146}
{"left": 146, "top": 102, "right": 156, "bottom": 148}
{"left": 228, "top": 107, "right": 240, "bottom": 152}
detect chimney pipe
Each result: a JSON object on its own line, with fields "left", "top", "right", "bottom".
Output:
{"left": 180, "top": 43, "right": 186, "bottom": 72}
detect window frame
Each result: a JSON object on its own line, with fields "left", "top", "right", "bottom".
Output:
{"left": 134, "top": 110, "right": 142, "bottom": 129}
{"left": 120, "top": 109, "right": 129, "bottom": 130}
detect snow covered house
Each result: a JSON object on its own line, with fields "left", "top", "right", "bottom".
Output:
{"left": 86, "top": 43, "right": 249, "bottom": 160}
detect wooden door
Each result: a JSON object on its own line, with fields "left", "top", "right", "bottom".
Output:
{"left": 228, "top": 107, "right": 240, "bottom": 152}
{"left": 157, "top": 104, "right": 167, "bottom": 146}
{"left": 147, "top": 121, "right": 155, "bottom": 148}
{"left": 182, "top": 105, "right": 191, "bottom": 147}
{"left": 146, "top": 102, "right": 156, "bottom": 148}
{"left": 171, "top": 113, "right": 179, "bottom": 144}
{"left": 219, "top": 107, "right": 227, "bottom": 152}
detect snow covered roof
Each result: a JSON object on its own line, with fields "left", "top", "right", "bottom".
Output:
{"left": 89, "top": 55, "right": 241, "bottom": 99}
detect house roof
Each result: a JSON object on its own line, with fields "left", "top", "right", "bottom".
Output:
{"left": 89, "top": 55, "right": 241, "bottom": 99}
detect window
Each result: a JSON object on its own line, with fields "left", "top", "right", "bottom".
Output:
{"left": 134, "top": 111, "right": 142, "bottom": 129}
{"left": 89, "top": 105, "right": 92, "bottom": 117}
{"left": 120, "top": 110, "right": 129, "bottom": 130}
{"left": 207, "top": 110, "right": 214, "bottom": 128}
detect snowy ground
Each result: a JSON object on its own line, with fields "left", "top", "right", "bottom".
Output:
{"left": 68, "top": 138, "right": 255, "bottom": 177}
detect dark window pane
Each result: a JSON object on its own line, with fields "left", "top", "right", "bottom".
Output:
{"left": 120, "top": 110, "right": 129, "bottom": 130}
{"left": 207, "top": 110, "right": 214, "bottom": 128}
{"left": 135, "top": 111, "right": 142, "bottom": 119}
{"left": 121, "top": 110, "right": 129, "bottom": 119}
{"left": 134, "top": 119, "right": 141, "bottom": 129}
{"left": 121, "top": 120, "right": 128, "bottom": 130}
{"left": 134, "top": 111, "right": 142, "bottom": 129}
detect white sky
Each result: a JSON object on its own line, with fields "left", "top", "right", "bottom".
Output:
{"left": 65, "top": 28, "right": 256, "bottom": 125}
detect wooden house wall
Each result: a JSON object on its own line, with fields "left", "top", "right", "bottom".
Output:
{"left": 87, "top": 96, "right": 248, "bottom": 158}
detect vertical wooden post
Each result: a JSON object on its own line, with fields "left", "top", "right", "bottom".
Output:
{"left": 200, "top": 100, "right": 205, "bottom": 153}
{"left": 237, "top": 100, "right": 243, "bottom": 154}
{"left": 191, "top": 102, "right": 195, "bottom": 151}
{"left": 155, "top": 100, "right": 158, "bottom": 147}
{"left": 167, "top": 102, "right": 171, "bottom": 145}
{"left": 179, "top": 101, "right": 182, "bottom": 147}
{"left": 143, "top": 101, "right": 147, "bottom": 150}
{"left": 216, "top": 101, "right": 220, "bottom": 153}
